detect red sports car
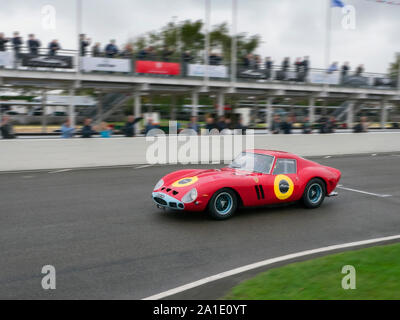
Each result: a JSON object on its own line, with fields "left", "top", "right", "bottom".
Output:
{"left": 152, "top": 150, "right": 341, "bottom": 220}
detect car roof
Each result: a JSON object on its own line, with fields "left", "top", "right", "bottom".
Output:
{"left": 245, "top": 149, "right": 301, "bottom": 159}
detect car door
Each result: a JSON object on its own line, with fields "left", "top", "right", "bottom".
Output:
{"left": 268, "top": 158, "right": 300, "bottom": 204}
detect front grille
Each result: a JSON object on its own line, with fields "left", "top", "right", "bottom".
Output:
{"left": 169, "top": 202, "right": 177, "bottom": 208}
{"left": 154, "top": 197, "right": 167, "bottom": 206}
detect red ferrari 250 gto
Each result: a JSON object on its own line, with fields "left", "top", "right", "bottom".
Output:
{"left": 152, "top": 150, "right": 341, "bottom": 220}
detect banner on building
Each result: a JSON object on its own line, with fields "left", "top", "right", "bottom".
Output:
{"left": 188, "top": 64, "right": 228, "bottom": 78}
{"left": 136, "top": 60, "right": 180, "bottom": 75}
{"left": 309, "top": 71, "right": 341, "bottom": 85}
{"left": 0, "top": 52, "right": 14, "bottom": 68}
{"left": 20, "top": 54, "right": 73, "bottom": 68}
{"left": 81, "top": 56, "right": 131, "bottom": 72}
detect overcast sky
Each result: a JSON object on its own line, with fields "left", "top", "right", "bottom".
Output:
{"left": 0, "top": 0, "right": 399, "bottom": 73}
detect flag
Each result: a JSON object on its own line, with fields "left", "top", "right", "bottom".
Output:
{"left": 332, "top": 0, "right": 345, "bottom": 7}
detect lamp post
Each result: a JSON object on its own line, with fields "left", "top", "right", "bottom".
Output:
{"left": 231, "top": 0, "right": 237, "bottom": 85}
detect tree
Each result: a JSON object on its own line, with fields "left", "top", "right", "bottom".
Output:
{"left": 389, "top": 53, "right": 400, "bottom": 79}
{"left": 125, "top": 19, "right": 260, "bottom": 62}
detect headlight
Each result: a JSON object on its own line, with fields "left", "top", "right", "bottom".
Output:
{"left": 182, "top": 188, "right": 198, "bottom": 203}
{"left": 154, "top": 179, "right": 164, "bottom": 190}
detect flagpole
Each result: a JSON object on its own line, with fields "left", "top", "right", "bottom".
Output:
{"left": 324, "top": 0, "right": 331, "bottom": 91}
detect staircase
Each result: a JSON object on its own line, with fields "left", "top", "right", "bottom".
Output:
{"left": 82, "top": 93, "right": 131, "bottom": 122}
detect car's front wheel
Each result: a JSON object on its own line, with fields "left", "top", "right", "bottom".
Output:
{"left": 208, "top": 188, "right": 238, "bottom": 220}
{"left": 302, "top": 178, "right": 326, "bottom": 209}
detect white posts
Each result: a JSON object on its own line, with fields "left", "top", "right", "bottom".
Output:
{"left": 191, "top": 90, "right": 199, "bottom": 117}
{"left": 204, "top": 0, "right": 211, "bottom": 85}
{"left": 380, "top": 99, "right": 387, "bottom": 130}
{"left": 217, "top": 91, "right": 225, "bottom": 116}
{"left": 309, "top": 96, "right": 315, "bottom": 124}
{"left": 68, "top": 87, "right": 76, "bottom": 128}
{"left": 134, "top": 91, "right": 141, "bottom": 117}
{"left": 346, "top": 101, "right": 354, "bottom": 130}
{"left": 266, "top": 97, "right": 273, "bottom": 133}
{"left": 230, "top": 0, "right": 238, "bottom": 85}
{"left": 41, "top": 89, "right": 47, "bottom": 133}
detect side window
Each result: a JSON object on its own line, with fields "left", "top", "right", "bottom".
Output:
{"left": 273, "top": 158, "right": 297, "bottom": 175}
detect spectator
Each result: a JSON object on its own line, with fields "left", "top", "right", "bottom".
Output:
{"left": 319, "top": 115, "right": 336, "bottom": 134}
{"left": 123, "top": 115, "right": 143, "bottom": 137}
{"left": 182, "top": 50, "right": 193, "bottom": 63}
{"left": 187, "top": 116, "right": 199, "bottom": 133}
{"left": 302, "top": 56, "right": 310, "bottom": 77}
{"left": 81, "top": 118, "right": 96, "bottom": 138}
{"left": 341, "top": 62, "right": 350, "bottom": 77}
{"left": 265, "top": 57, "right": 273, "bottom": 79}
{"left": 145, "top": 119, "right": 159, "bottom": 134}
{"left": 0, "top": 116, "right": 16, "bottom": 139}
{"left": 355, "top": 64, "right": 364, "bottom": 76}
{"left": 80, "top": 34, "right": 91, "bottom": 56}
{"left": 282, "top": 57, "right": 290, "bottom": 72}
{"left": 204, "top": 115, "right": 217, "bottom": 132}
{"left": 27, "top": 34, "right": 41, "bottom": 55}
{"left": 161, "top": 46, "right": 174, "bottom": 62}
{"left": 235, "top": 116, "right": 247, "bottom": 134}
{"left": 328, "top": 62, "right": 339, "bottom": 74}
{"left": 48, "top": 39, "right": 61, "bottom": 56}
{"left": 242, "top": 54, "right": 250, "bottom": 69}
{"left": 96, "top": 121, "right": 112, "bottom": 138}
{"left": 181, "top": 50, "right": 193, "bottom": 76}
{"left": 271, "top": 114, "right": 282, "bottom": 134}
{"left": 295, "top": 57, "right": 302, "bottom": 73}
{"left": 92, "top": 42, "right": 102, "bottom": 57}
{"left": 254, "top": 55, "right": 262, "bottom": 70}
{"left": 137, "top": 47, "right": 148, "bottom": 60}
{"left": 327, "top": 116, "right": 337, "bottom": 133}
{"left": 216, "top": 115, "right": 227, "bottom": 131}
{"left": 302, "top": 116, "right": 312, "bottom": 134}
{"left": 281, "top": 116, "right": 292, "bottom": 134}
{"left": 105, "top": 40, "right": 118, "bottom": 58}
{"left": 209, "top": 52, "right": 221, "bottom": 66}
{"left": 121, "top": 43, "right": 134, "bottom": 58}
{"left": 12, "top": 32, "right": 22, "bottom": 57}
{"left": 146, "top": 46, "right": 156, "bottom": 60}
{"left": 0, "top": 33, "right": 9, "bottom": 51}
{"left": 60, "top": 119, "right": 75, "bottom": 138}
{"left": 354, "top": 116, "right": 369, "bottom": 133}
{"left": 224, "top": 116, "right": 233, "bottom": 130}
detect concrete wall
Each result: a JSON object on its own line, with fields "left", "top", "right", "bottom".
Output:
{"left": 1, "top": 132, "right": 399, "bottom": 172}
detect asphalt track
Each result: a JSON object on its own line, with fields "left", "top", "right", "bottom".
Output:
{"left": 1, "top": 153, "right": 400, "bottom": 299}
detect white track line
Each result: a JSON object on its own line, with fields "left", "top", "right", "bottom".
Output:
{"left": 48, "top": 169, "right": 72, "bottom": 174}
{"left": 135, "top": 165, "right": 153, "bottom": 169}
{"left": 142, "top": 234, "right": 400, "bottom": 300}
{"left": 337, "top": 185, "right": 392, "bottom": 198}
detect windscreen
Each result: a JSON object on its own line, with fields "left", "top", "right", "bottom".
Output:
{"left": 229, "top": 152, "right": 274, "bottom": 174}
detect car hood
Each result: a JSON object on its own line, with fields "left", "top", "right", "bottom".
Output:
{"left": 158, "top": 167, "right": 257, "bottom": 197}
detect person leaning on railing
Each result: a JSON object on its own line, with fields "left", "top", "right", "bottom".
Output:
{"left": 12, "top": 32, "right": 23, "bottom": 57}
{"left": 105, "top": 40, "right": 119, "bottom": 58}
{"left": 48, "top": 39, "right": 61, "bottom": 56}
{"left": 92, "top": 42, "right": 102, "bottom": 57}
{"left": 123, "top": 115, "right": 143, "bottom": 137}
{"left": 0, "top": 116, "right": 16, "bottom": 139}
{"left": 27, "top": 34, "right": 41, "bottom": 55}
{"left": 79, "top": 34, "right": 91, "bottom": 56}
{"left": 0, "top": 33, "right": 10, "bottom": 52}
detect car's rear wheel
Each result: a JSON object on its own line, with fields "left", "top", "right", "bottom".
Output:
{"left": 302, "top": 178, "right": 326, "bottom": 209}
{"left": 208, "top": 188, "right": 238, "bottom": 220}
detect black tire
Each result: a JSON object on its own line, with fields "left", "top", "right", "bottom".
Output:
{"left": 208, "top": 188, "right": 238, "bottom": 220}
{"left": 302, "top": 178, "right": 326, "bottom": 209}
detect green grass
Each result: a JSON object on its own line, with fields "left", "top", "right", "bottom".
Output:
{"left": 223, "top": 243, "right": 400, "bottom": 300}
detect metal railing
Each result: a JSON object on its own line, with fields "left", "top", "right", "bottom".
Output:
{"left": 0, "top": 45, "right": 398, "bottom": 90}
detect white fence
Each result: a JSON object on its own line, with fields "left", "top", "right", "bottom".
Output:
{"left": 0, "top": 133, "right": 399, "bottom": 171}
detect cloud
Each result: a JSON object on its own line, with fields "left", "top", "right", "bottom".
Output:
{"left": 0, "top": 0, "right": 398, "bottom": 73}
